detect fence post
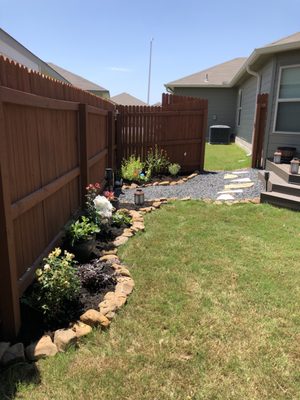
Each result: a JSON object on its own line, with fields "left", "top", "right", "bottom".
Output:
{"left": 107, "top": 110, "right": 114, "bottom": 169}
{"left": 199, "top": 100, "right": 208, "bottom": 172}
{"left": 79, "top": 104, "right": 89, "bottom": 206}
{"left": 0, "top": 103, "right": 21, "bottom": 338}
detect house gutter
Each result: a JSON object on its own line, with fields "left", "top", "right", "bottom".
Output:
{"left": 246, "top": 65, "right": 262, "bottom": 156}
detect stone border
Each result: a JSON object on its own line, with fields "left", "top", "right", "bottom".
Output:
{"left": 122, "top": 172, "right": 199, "bottom": 190}
{"left": 0, "top": 209, "right": 145, "bottom": 367}
{"left": 0, "top": 197, "right": 261, "bottom": 367}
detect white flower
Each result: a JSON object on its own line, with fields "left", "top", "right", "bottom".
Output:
{"left": 44, "top": 264, "right": 51, "bottom": 271}
{"left": 93, "top": 195, "right": 113, "bottom": 219}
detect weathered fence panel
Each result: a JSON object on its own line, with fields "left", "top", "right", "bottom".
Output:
{"left": 117, "top": 94, "right": 208, "bottom": 172}
{"left": 0, "top": 56, "right": 114, "bottom": 338}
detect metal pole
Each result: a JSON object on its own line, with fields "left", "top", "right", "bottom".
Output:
{"left": 147, "top": 38, "right": 153, "bottom": 105}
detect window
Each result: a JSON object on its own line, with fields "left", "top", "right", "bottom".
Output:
{"left": 274, "top": 65, "right": 300, "bottom": 133}
{"left": 237, "top": 89, "right": 243, "bottom": 126}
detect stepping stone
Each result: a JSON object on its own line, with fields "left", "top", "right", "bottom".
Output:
{"left": 218, "top": 189, "right": 243, "bottom": 194}
{"left": 232, "top": 171, "right": 250, "bottom": 175}
{"left": 238, "top": 159, "right": 246, "bottom": 162}
{"left": 231, "top": 177, "right": 251, "bottom": 183}
{"left": 217, "top": 194, "right": 235, "bottom": 201}
{"left": 224, "top": 182, "right": 254, "bottom": 190}
{"left": 224, "top": 174, "right": 238, "bottom": 180}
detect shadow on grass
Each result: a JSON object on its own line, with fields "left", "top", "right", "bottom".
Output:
{"left": 0, "top": 362, "right": 40, "bottom": 400}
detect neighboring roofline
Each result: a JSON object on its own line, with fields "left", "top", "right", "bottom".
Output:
{"left": 165, "top": 83, "right": 232, "bottom": 90}
{"left": 165, "top": 37, "right": 300, "bottom": 90}
{"left": 0, "top": 28, "right": 69, "bottom": 83}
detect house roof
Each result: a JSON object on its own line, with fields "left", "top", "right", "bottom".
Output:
{"left": 111, "top": 92, "right": 147, "bottom": 106}
{"left": 264, "top": 32, "right": 300, "bottom": 47}
{"left": 166, "top": 58, "right": 247, "bottom": 89}
{"left": 47, "top": 62, "right": 108, "bottom": 92}
{"left": 166, "top": 32, "right": 300, "bottom": 90}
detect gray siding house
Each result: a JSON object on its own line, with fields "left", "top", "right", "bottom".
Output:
{"left": 165, "top": 32, "right": 300, "bottom": 164}
{"left": 0, "top": 28, "right": 68, "bottom": 82}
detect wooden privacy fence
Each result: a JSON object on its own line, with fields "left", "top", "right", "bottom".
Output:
{"left": 0, "top": 56, "right": 115, "bottom": 338}
{"left": 0, "top": 56, "right": 208, "bottom": 338}
{"left": 117, "top": 93, "right": 208, "bottom": 172}
{"left": 252, "top": 93, "right": 268, "bottom": 169}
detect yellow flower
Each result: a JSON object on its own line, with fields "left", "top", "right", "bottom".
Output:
{"left": 43, "top": 264, "right": 51, "bottom": 271}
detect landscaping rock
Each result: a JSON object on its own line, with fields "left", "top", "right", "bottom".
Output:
{"left": 100, "top": 249, "right": 118, "bottom": 256}
{"left": 170, "top": 181, "right": 178, "bottom": 186}
{"left": 118, "top": 267, "right": 131, "bottom": 277}
{"left": 159, "top": 181, "right": 170, "bottom": 186}
{"left": 130, "top": 183, "right": 138, "bottom": 189}
{"left": 1, "top": 343, "right": 25, "bottom": 366}
{"left": 80, "top": 309, "right": 110, "bottom": 328}
{"left": 113, "top": 235, "right": 129, "bottom": 247}
{"left": 100, "top": 254, "right": 119, "bottom": 262}
{"left": 0, "top": 342, "right": 10, "bottom": 363}
{"left": 187, "top": 173, "right": 198, "bottom": 179}
{"left": 152, "top": 201, "right": 161, "bottom": 208}
{"left": 104, "top": 291, "right": 127, "bottom": 309}
{"left": 105, "top": 311, "right": 116, "bottom": 320}
{"left": 122, "top": 229, "right": 134, "bottom": 237}
{"left": 132, "top": 222, "right": 145, "bottom": 231}
{"left": 180, "top": 196, "right": 191, "bottom": 201}
{"left": 54, "top": 329, "right": 77, "bottom": 352}
{"left": 115, "top": 277, "right": 135, "bottom": 296}
{"left": 99, "top": 298, "right": 118, "bottom": 315}
{"left": 72, "top": 321, "right": 93, "bottom": 338}
{"left": 25, "top": 335, "right": 58, "bottom": 361}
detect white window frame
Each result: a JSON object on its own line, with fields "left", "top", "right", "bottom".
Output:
{"left": 273, "top": 64, "right": 300, "bottom": 134}
{"left": 236, "top": 89, "right": 243, "bottom": 127}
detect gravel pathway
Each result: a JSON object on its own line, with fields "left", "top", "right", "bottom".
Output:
{"left": 119, "top": 169, "right": 263, "bottom": 204}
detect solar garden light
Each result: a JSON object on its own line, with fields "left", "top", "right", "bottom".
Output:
{"left": 264, "top": 171, "right": 270, "bottom": 192}
{"left": 290, "top": 158, "right": 300, "bottom": 174}
{"left": 273, "top": 151, "right": 282, "bottom": 164}
{"left": 105, "top": 168, "right": 114, "bottom": 190}
{"left": 134, "top": 188, "right": 145, "bottom": 206}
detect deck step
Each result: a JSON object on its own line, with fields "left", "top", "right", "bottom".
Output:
{"left": 258, "top": 170, "right": 300, "bottom": 196}
{"left": 266, "top": 159, "right": 300, "bottom": 185}
{"left": 261, "top": 191, "right": 300, "bottom": 211}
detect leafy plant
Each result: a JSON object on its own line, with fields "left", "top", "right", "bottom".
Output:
{"left": 111, "top": 210, "right": 132, "bottom": 228}
{"left": 77, "top": 259, "right": 117, "bottom": 293}
{"left": 25, "top": 248, "right": 80, "bottom": 324}
{"left": 85, "top": 183, "right": 101, "bottom": 223}
{"left": 67, "top": 216, "right": 100, "bottom": 246}
{"left": 121, "top": 155, "right": 146, "bottom": 182}
{"left": 168, "top": 163, "right": 181, "bottom": 176}
{"left": 145, "top": 145, "right": 170, "bottom": 177}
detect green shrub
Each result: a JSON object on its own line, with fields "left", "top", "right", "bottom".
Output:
{"left": 168, "top": 163, "right": 181, "bottom": 176}
{"left": 26, "top": 248, "right": 80, "bottom": 324}
{"left": 145, "top": 145, "right": 170, "bottom": 177}
{"left": 66, "top": 216, "right": 100, "bottom": 246}
{"left": 121, "top": 155, "right": 145, "bottom": 182}
{"left": 112, "top": 211, "right": 132, "bottom": 228}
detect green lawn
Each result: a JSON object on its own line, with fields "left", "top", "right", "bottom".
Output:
{"left": 1, "top": 202, "right": 300, "bottom": 399}
{"left": 204, "top": 143, "right": 251, "bottom": 171}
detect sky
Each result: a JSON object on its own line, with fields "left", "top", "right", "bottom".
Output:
{"left": 0, "top": 0, "right": 300, "bottom": 104}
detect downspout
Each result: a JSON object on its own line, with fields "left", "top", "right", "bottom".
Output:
{"left": 246, "top": 65, "right": 261, "bottom": 156}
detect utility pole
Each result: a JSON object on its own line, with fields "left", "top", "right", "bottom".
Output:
{"left": 147, "top": 38, "right": 154, "bottom": 105}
